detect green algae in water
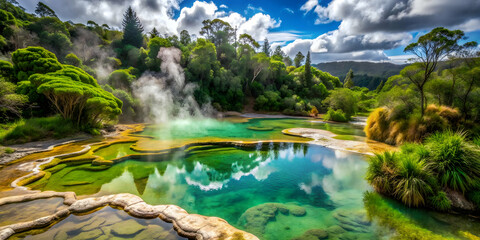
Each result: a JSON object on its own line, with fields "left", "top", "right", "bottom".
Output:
{"left": 139, "top": 118, "right": 366, "bottom": 141}
{"left": 27, "top": 143, "right": 480, "bottom": 239}
{"left": 93, "top": 142, "right": 137, "bottom": 160}
{"left": 11, "top": 206, "right": 186, "bottom": 240}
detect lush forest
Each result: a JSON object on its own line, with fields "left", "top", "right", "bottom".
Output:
{"left": 0, "top": 0, "right": 479, "bottom": 147}
{"left": 0, "top": 0, "right": 379, "bottom": 143}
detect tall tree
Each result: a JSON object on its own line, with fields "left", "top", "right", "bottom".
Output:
{"left": 272, "top": 46, "right": 285, "bottom": 60}
{"left": 149, "top": 27, "right": 159, "bottom": 38}
{"left": 305, "top": 51, "right": 312, "bottom": 87}
{"left": 343, "top": 69, "right": 354, "bottom": 88}
{"left": 294, "top": 52, "right": 305, "bottom": 68}
{"left": 121, "top": 6, "right": 144, "bottom": 48}
{"left": 404, "top": 27, "right": 466, "bottom": 116}
{"left": 179, "top": 29, "right": 191, "bottom": 46}
{"left": 262, "top": 38, "right": 271, "bottom": 57}
{"left": 35, "top": 2, "right": 57, "bottom": 18}
{"left": 283, "top": 56, "right": 292, "bottom": 66}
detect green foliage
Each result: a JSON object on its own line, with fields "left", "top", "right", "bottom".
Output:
{"left": 0, "top": 116, "right": 78, "bottom": 144}
{"left": 428, "top": 191, "right": 452, "bottom": 211}
{"left": 294, "top": 52, "right": 304, "bottom": 68}
{"left": 0, "top": 78, "right": 27, "bottom": 122}
{"left": 12, "top": 47, "right": 63, "bottom": 82}
{"left": 367, "top": 130, "right": 480, "bottom": 211}
{"left": 121, "top": 7, "right": 144, "bottom": 48}
{"left": 363, "top": 192, "right": 450, "bottom": 240}
{"left": 343, "top": 69, "right": 354, "bottom": 88}
{"left": 107, "top": 68, "right": 135, "bottom": 90}
{"left": 394, "top": 156, "right": 433, "bottom": 207}
{"left": 304, "top": 51, "right": 312, "bottom": 87}
{"left": 322, "top": 88, "right": 357, "bottom": 119}
{"left": 35, "top": 2, "right": 57, "bottom": 18}
{"left": 255, "top": 91, "right": 281, "bottom": 111}
{"left": 323, "top": 108, "right": 348, "bottom": 122}
{"left": 64, "top": 53, "right": 82, "bottom": 67}
{"left": 424, "top": 130, "right": 480, "bottom": 192}
{"left": 0, "top": 9, "right": 16, "bottom": 39}
{"left": 0, "top": 60, "right": 14, "bottom": 81}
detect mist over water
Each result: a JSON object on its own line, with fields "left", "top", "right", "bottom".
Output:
{"left": 133, "top": 47, "right": 213, "bottom": 123}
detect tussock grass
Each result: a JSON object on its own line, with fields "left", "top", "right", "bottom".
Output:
{"left": 0, "top": 116, "right": 79, "bottom": 144}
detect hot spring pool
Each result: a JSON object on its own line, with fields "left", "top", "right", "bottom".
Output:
{"left": 26, "top": 142, "right": 480, "bottom": 240}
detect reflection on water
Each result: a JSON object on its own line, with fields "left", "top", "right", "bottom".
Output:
{"left": 27, "top": 143, "right": 480, "bottom": 240}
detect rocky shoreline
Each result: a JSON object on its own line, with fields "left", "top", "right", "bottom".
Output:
{"left": 0, "top": 191, "right": 257, "bottom": 240}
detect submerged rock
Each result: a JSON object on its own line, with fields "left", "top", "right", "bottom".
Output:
{"left": 238, "top": 202, "right": 307, "bottom": 236}
{"left": 292, "top": 229, "right": 328, "bottom": 240}
{"left": 333, "top": 209, "right": 370, "bottom": 233}
{"left": 110, "top": 219, "right": 146, "bottom": 236}
{"left": 70, "top": 229, "right": 103, "bottom": 240}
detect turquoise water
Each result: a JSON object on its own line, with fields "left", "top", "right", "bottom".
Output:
{"left": 23, "top": 118, "right": 480, "bottom": 239}
{"left": 32, "top": 144, "right": 384, "bottom": 239}
{"left": 138, "top": 118, "right": 366, "bottom": 141}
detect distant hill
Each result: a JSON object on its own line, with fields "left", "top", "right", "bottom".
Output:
{"left": 315, "top": 61, "right": 407, "bottom": 90}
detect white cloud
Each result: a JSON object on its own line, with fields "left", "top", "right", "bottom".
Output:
{"left": 245, "top": 4, "right": 265, "bottom": 14}
{"left": 219, "top": 4, "right": 228, "bottom": 9}
{"left": 237, "top": 13, "right": 281, "bottom": 41}
{"left": 19, "top": 0, "right": 181, "bottom": 34}
{"left": 283, "top": 8, "right": 294, "bottom": 14}
{"left": 176, "top": 1, "right": 218, "bottom": 35}
{"left": 303, "top": 0, "right": 480, "bottom": 35}
{"left": 300, "top": 0, "right": 319, "bottom": 13}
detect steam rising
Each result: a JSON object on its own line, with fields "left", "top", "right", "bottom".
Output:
{"left": 133, "top": 47, "right": 212, "bottom": 123}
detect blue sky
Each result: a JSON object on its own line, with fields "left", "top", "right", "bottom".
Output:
{"left": 18, "top": 0, "right": 480, "bottom": 64}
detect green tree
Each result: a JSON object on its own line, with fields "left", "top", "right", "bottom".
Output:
{"left": 294, "top": 52, "right": 305, "bottom": 68}
{"left": 404, "top": 27, "right": 467, "bottom": 116}
{"left": 108, "top": 69, "right": 136, "bottom": 90}
{"left": 304, "top": 51, "right": 312, "bottom": 87}
{"left": 283, "top": 56, "right": 292, "bottom": 67}
{"left": 149, "top": 27, "right": 159, "bottom": 38}
{"left": 272, "top": 46, "right": 285, "bottom": 60}
{"left": 0, "top": 78, "right": 27, "bottom": 121}
{"left": 179, "top": 30, "right": 191, "bottom": 46}
{"left": 0, "top": 60, "right": 14, "bottom": 81}
{"left": 343, "top": 69, "right": 354, "bottom": 88}
{"left": 12, "top": 47, "right": 63, "bottom": 82}
{"left": 262, "top": 38, "right": 271, "bottom": 57}
{"left": 35, "top": 2, "right": 57, "bottom": 18}
{"left": 30, "top": 66, "right": 122, "bottom": 125}
{"left": 322, "top": 88, "right": 357, "bottom": 119}
{"left": 64, "top": 53, "right": 82, "bottom": 67}
{"left": 121, "top": 6, "right": 144, "bottom": 48}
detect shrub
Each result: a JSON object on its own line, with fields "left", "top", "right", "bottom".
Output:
{"left": 322, "top": 88, "right": 357, "bottom": 118}
{"left": 11, "top": 47, "right": 63, "bottom": 82}
{"left": 366, "top": 151, "right": 397, "bottom": 194}
{"left": 323, "top": 108, "right": 348, "bottom": 122}
{"left": 107, "top": 69, "right": 136, "bottom": 90}
{"left": 4, "top": 147, "right": 14, "bottom": 154}
{"left": 394, "top": 156, "right": 433, "bottom": 207}
{"left": 428, "top": 191, "right": 451, "bottom": 211}
{"left": 64, "top": 53, "right": 82, "bottom": 67}
{"left": 364, "top": 105, "right": 461, "bottom": 145}
{"left": 424, "top": 130, "right": 480, "bottom": 193}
